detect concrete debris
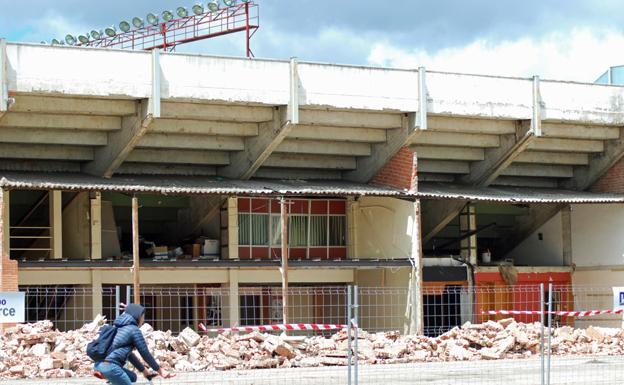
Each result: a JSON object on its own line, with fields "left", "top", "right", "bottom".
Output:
{"left": 2, "top": 316, "right": 624, "bottom": 379}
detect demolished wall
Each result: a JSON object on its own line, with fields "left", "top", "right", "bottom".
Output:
{"left": 0, "top": 316, "right": 621, "bottom": 379}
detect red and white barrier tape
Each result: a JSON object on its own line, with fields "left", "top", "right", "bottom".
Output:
{"left": 484, "top": 309, "right": 624, "bottom": 317}
{"left": 198, "top": 323, "right": 347, "bottom": 333}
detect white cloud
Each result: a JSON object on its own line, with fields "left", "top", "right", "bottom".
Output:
{"left": 367, "top": 28, "right": 624, "bottom": 82}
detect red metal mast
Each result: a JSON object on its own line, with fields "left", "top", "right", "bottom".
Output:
{"left": 75, "top": 2, "right": 259, "bottom": 57}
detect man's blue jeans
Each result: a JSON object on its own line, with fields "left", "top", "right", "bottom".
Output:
{"left": 94, "top": 362, "right": 138, "bottom": 385}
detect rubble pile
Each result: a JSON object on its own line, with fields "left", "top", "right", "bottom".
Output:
{"left": 1, "top": 316, "right": 623, "bottom": 379}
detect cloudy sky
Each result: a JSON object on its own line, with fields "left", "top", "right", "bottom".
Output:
{"left": 1, "top": 0, "right": 623, "bottom": 82}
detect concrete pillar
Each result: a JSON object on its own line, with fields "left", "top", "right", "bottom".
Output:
{"left": 90, "top": 193, "right": 102, "bottom": 260}
{"left": 460, "top": 204, "right": 478, "bottom": 265}
{"left": 227, "top": 197, "right": 238, "bottom": 259}
{"left": 49, "top": 190, "right": 63, "bottom": 259}
{"left": 91, "top": 270, "right": 103, "bottom": 318}
{"left": 228, "top": 270, "right": 240, "bottom": 327}
{"left": 347, "top": 197, "right": 358, "bottom": 259}
{"left": 0, "top": 189, "right": 17, "bottom": 292}
{"left": 561, "top": 205, "right": 572, "bottom": 267}
{"left": 407, "top": 199, "right": 423, "bottom": 335}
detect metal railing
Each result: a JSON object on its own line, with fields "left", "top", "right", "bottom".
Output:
{"left": 10, "top": 284, "right": 624, "bottom": 385}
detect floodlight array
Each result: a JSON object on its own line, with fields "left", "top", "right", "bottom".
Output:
{"left": 49, "top": 0, "right": 252, "bottom": 47}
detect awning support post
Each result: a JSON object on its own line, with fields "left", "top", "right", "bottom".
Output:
{"left": 280, "top": 197, "right": 289, "bottom": 327}
{"left": 132, "top": 196, "right": 141, "bottom": 304}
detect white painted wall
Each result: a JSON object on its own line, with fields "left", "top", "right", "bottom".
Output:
{"left": 6, "top": 42, "right": 624, "bottom": 124}
{"left": 355, "top": 197, "right": 414, "bottom": 259}
{"left": 507, "top": 204, "right": 624, "bottom": 268}
{"left": 506, "top": 212, "right": 563, "bottom": 266}
{"left": 571, "top": 204, "right": 624, "bottom": 267}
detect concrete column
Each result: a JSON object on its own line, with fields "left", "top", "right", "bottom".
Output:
{"left": 0, "top": 189, "right": 17, "bottom": 292}
{"left": 347, "top": 197, "right": 358, "bottom": 259}
{"left": 49, "top": 190, "right": 63, "bottom": 259}
{"left": 90, "top": 193, "right": 102, "bottom": 260}
{"left": 227, "top": 197, "right": 239, "bottom": 259}
{"left": 228, "top": 270, "right": 240, "bottom": 327}
{"left": 91, "top": 270, "right": 103, "bottom": 318}
{"left": 408, "top": 199, "right": 423, "bottom": 335}
{"left": 561, "top": 205, "right": 572, "bottom": 267}
{"left": 460, "top": 204, "right": 478, "bottom": 265}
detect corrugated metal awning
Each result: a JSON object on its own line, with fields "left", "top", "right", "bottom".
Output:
{"left": 0, "top": 172, "right": 416, "bottom": 198}
{"left": 418, "top": 183, "right": 624, "bottom": 204}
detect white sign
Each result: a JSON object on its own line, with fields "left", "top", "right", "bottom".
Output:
{"left": 0, "top": 292, "right": 25, "bottom": 323}
{"left": 612, "top": 287, "right": 624, "bottom": 311}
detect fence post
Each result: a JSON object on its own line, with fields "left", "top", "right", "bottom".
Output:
{"left": 540, "top": 283, "right": 545, "bottom": 385}
{"left": 115, "top": 285, "right": 121, "bottom": 318}
{"left": 547, "top": 282, "right": 553, "bottom": 385}
{"left": 354, "top": 285, "right": 359, "bottom": 385}
{"left": 347, "top": 285, "right": 352, "bottom": 385}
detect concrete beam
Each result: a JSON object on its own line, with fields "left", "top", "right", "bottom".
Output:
{"left": 0, "top": 144, "right": 93, "bottom": 160}
{"left": 276, "top": 139, "right": 371, "bottom": 156}
{"left": 254, "top": 168, "right": 342, "bottom": 180}
{"left": 219, "top": 107, "right": 293, "bottom": 179}
{"left": 289, "top": 125, "right": 386, "bottom": 143}
{"left": 138, "top": 134, "right": 245, "bottom": 151}
{"left": 264, "top": 153, "right": 356, "bottom": 170}
{"left": 83, "top": 100, "right": 154, "bottom": 178}
{"left": 151, "top": 119, "right": 258, "bottom": 137}
{"left": 515, "top": 151, "right": 589, "bottom": 165}
{"left": 501, "top": 204, "right": 565, "bottom": 257}
{"left": 298, "top": 109, "right": 402, "bottom": 129}
{"left": 161, "top": 102, "right": 273, "bottom": 122}
{"left": 418, "top": 160, "right": 470, "bottom": 174}
{"left": 529, "top": 137, "right": 604, "bottom": 152}
{"left": 10, "top": 95, "right": 136, "bottom": 116}
{"left": 562, "top": 126, "right": 624, "bottom": 190}
{"left": 344, "top": 67, "right": 427, "bottom": 183}
{"left": 424, "top": 76, "right": 543, "bottom": 243}
{"left": 0, "top": 160, "right": 80, "bottom": 172}
{"left": 491, "top": 176, "right": 559, "bottom": 188}
{"left": 418, "top": 174, "right": 455, "bottom": 183}
{"left": 411, "top": 146, "right": 484, "bottom": 161}
{"left": 460, "top": 121, "right": 537, "bottom": 185}
{"left": 428, "top": 116, "right": 516, "bottom": 135}
{"left": 0, "top": 128, "right": 107, "bottom": 146}
{"left": 501, "top": 163, "right": 573, "bottom": 178}
{"left": 127, "top": 149, "right": 230, "bottom": 165}
{"left": 414, "top": 131, "right": 500, "bottom": 148}
{"left": 0, "top": 113, "right": 122, "bottom": 131}
{"left": 422, "top": 200, "right": 467, "bottom": 244}
{"left": 542, "top": 122, "right": 620, "bottom": 140}
{"left": 117, "top": 163, "right": 216, "bottom": 176}
{"left": 0, "top": 39, "right": 7, "bottom": 121}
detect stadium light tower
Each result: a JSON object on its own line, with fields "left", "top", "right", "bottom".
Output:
{"left": 51, "top": 0, "right": 260, "bottom": 57}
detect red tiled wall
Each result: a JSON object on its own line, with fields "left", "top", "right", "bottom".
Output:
{"left": 370, "top": 147, "right": 417, "bottom": 191}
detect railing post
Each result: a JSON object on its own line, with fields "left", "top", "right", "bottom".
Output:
{"left": 540, "top": 283, "right": 545, "bottom": 385}
{"left": 547, "top": 282, "right": 553, "bottom": 385}
{"left": 347, "top": 285, "right": 352, "bottom": 385}
{"left": 115, "top": 285, "right": 121, "bottom": 318}
{"left": 353, "top": 285, "right": 359, "bottom": 385}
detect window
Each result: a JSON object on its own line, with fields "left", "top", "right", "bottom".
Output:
{"left": 238, "top": 198, "right": 347, "bottom": 258}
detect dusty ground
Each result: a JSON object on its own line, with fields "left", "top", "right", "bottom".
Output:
{"left": 3, "top": 355, "right": 623, "bottom": 385}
